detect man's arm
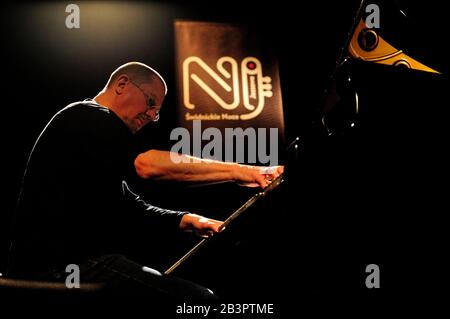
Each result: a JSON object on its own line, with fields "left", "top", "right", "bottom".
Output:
{"left": 134, "top": 150, "right": 283, "bottom": 188}
{"left": 122, "top": 181, "right": 222, "bottom": 237}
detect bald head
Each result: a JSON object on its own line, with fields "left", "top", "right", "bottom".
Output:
{"left": 105, "top": 62, "right": 167, "bottom": 94}
{"left": 94, "top": 62, "right": 167, "bottom": 134}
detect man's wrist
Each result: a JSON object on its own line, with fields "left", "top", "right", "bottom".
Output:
{"left": 179, "top": 213, "right": 196, "bottom": 231}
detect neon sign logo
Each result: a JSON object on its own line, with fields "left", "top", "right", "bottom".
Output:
{"left": 183, "top": 56, "right": 273, "bottom": 120}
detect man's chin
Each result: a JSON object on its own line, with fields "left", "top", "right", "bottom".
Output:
{"left": 130, "top": 119, "right": 145, "bottom": 134}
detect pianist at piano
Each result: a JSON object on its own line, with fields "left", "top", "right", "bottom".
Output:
{"left": 6, "top": 61, "right": 282, "bottom": 300}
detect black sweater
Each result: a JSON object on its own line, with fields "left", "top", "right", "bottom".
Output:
{"left": 9, "top": 100, "right": 186, "bottom": 278}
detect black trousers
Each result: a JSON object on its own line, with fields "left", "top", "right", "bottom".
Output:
{"left": 46, "top": 254, "right": 217, "bottom": 301}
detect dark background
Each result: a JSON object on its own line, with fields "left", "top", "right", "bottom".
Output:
{"left": 1, "top": 0, "right": 448, "bottom": 312}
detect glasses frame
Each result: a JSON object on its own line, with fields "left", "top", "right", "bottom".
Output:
{"left": 129, "top": 80, "right": 160, "bottom": 122}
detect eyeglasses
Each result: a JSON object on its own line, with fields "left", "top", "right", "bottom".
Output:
{"left": 130, "top": 80, "right": 160, "bottom": 122}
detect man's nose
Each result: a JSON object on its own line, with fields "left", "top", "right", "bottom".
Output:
{"left": 145, "top": 108, "right": 160, "bottom": 122}
{"left": 145, "top": 108, "right": 155, "bottom": 119}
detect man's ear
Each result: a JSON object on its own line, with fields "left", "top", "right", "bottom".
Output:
{"left": 115, "top": 75, "right": 130, "bottom": 95}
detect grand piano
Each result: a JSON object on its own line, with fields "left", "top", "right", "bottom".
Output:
{"left": 129, "top": 0, "right": 449, "bottom": 306}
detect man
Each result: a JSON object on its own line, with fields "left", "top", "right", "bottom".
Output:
{"left": 8, "top": 62, "right": 282, "bottom": 299}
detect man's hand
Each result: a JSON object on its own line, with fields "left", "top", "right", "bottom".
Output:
{"left": 234, "top": 165, "right": 284, "bottom": 188}
{"left": 179, "top": 213, "right": 224, "bottom": 238}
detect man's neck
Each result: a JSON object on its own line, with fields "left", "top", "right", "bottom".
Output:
{"left": 93, "top": 90, "right": 133, "bottom": 133}
{"left": 93, "top": 91, "right": 111, "bottom": 108}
